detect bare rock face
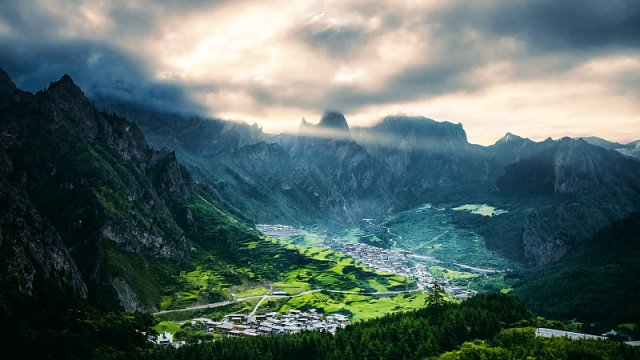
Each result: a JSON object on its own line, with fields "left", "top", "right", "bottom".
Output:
{"left": 318, "top": 111, "right": 350, "bottom": 132}
{"left": 0, "top": 69, "right": 199, "bottom": 311}
{"left": 522, "top": 210, "right": 571, "bottom": 265}
{"left": 495, "top": 138, "right": 640, "bottom": 264}
{"left": 0, "top": 158, "right": 87, "bottom": 316}
{"left": 111, "top": 277, "right": 156, "bottom": 313}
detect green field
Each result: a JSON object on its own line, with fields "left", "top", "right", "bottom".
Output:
{"left": 382, "top": 204, "right": 515, "bottom": 270}
{"left": 154, "top": 237, "right": 418, "bottom": 331}
{"left": 429, "top": 265, "right": 479, "bottom": 280}
{"left": 279, "top": 292, "right": 428, "bottom": 322}
{"left": 451, "top": 203, "right": 508, "bottom": 217}
{"left": 153, "top": 321, "right": 182, "bottom": 334}
{"left": 154, "top": 200, "right": 520, "bottom": 334}
{"left": 277, "top": 232, "right": 326, "bottom": 247}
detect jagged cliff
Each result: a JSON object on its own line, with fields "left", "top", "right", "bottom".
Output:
{"left": 0, "top": 69, "right": 198, "bottom": 312}
{"left": 494, "top": 138, "right": 640, "bottom": 264}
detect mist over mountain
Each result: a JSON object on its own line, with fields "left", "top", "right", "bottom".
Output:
{"left": 8, "top": 68, "right": 633, "bottom": 270}
{"left": 2, "top": 68, "right": 640, "bottom": 358}
{"left": 579, "top": 136, "right": 640, "bottom": 159}
{"left": 99, "top": 96, "right": 640, "bottom": 267}
{"left": 318, "top": 111, "right": 351, "bottom": 132}
{"left": 3, "top": 0, "right": 640, "bottom": 355}
{"left": 0, "top": 70, "right": 313, "bottom": 319}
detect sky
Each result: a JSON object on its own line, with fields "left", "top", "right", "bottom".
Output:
{"left": 0, "top": 0, "right": 639, "bottom": 145}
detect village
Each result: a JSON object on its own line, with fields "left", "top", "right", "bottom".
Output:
{"left": 256, "top": 224, "right": 304, "bottom": 236}
{"left": 256, "top": 224, "right": 478, "bottom": 299}
{"left": 154, "top": 309, "right": 350, "bottom": 347}
{"left": 151, "top": 226, "right": 492, "bottom": 348}
{"left": 323, "top": 239, "right": 477, "bottom": 299}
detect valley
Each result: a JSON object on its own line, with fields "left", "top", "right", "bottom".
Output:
{"left": 150, "top": 201, "right": 514, "bottom": 335}
{"left": 1, "top": 69, "right": 639, "bottom": 358}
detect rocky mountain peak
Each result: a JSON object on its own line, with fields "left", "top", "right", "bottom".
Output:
{"left": 45, "top": 74, "right": 87, "bottom": 103}
{"left": 364, "top": 116, "right": 469, "bottom": 147}
{"left": 496, "top": 132, "right": 525, "bottom": 144}
{"left": 318, "top": 111, "right": 349, "bottom": 132}
{"left": 0, "top": 68, "right": 16, "bottom": 96}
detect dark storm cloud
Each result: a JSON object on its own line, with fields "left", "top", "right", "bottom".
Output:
{"left": 0, "top": 40, "right": 204, "bottom": 114}
{"left": 322, "top": 63, "right": 473, "bottom": 111}
{"left": 431, "top": 0, "right": 640, "bottom": 51}
{"left": 297, "top": 22, "right": 368, "bottom": 58}
{"left": 280, "top": 0, "right": 640, "bottom": 113}
{"left": 0, "top": 2, "right": 63, "bottom": 44}
{"left": 0, "top": 0, "right": 212, "bottom": 114}
{"left": 242, "top": 58, "right": 472, "bottom": 112}
{"left": 103, "top": 0, "right": 231, "bottom": 36}
{"left": 489, "top": 1, "right": 640, "bottom": 50}
{"left": 0, "top": 0, "right": 638, "bottom": 133}
{"left": 424, "top": 0, "right": 640, "bottom": 106}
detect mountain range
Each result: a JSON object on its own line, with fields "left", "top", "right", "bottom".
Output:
{"left": 101, "top": 98, "right": 640, "bottom": 266}
{"left": 1, "top": 69, "right": 640, "bottom": 358}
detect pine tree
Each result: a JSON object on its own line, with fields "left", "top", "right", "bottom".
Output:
{"left": 425, "top": 281, "right": 446, "bottom": 307}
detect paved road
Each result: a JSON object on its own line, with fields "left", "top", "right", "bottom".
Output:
{"left": 452, "top": 263, "right": 499, "bottom": 273}
{"left": 407, "top": 254, "right": 499, "bottom": 273}
{"left": 408, "top": 254, "right": 442, "bottom": 263}
{"left": 153, "top": 295, "right": 263, "bottom": 316}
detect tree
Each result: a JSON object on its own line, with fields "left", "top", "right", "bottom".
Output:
{"left": 426, "top": 281, "right": 446, "bottom": 307}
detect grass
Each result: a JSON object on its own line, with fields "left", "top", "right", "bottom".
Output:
{"left": 102, "top": 244, "right": 179, "bottom": 307}
{"left": 149, "top": 209, "right": 424, "bottom": 327}
{"left": 150, "top": 233, "right": 416, "bottom": 318}
{"left": 152, "top": 232, "right": 418, "bottom": 328}
{"left": 382, "top": 204, "right": 515, "bottom": 270}
{"left": 160, "top": 296, "right": 173, "bottom": 310}
{"left": 451, "top": 203, "right": 508, "bottom": 217}
{"left": 230, "top": 283, "right": 270, "bottom": 298}
{"left": 279, "top": 292, "right": 428, "bottom": 322}
{"left": 467, "top": 274, "right": 514, "bottom": 293}
{"left": 280, "top": 233, "right": 326, "bottom": 247}
{"left": 153, "top": 321, "right": 182, "bottom": 334}
{"left": 342, "top": 228, "right": 367, "bottom": 243}
{"left": 303, "top": 247, "right": 333, "bottom": 260}
{"left": 367, "top": 279, "right": 390, "bottom": 292}
{"left": 430, "top": 265, "right": 479, "bottom": 280}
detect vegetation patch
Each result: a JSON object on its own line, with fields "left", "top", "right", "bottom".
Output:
{"left": 279, "top": 292, "right": 428, "bottom": 322}
{"left": 451, "top": 203, "right": 508, "bottom": 217}
{"left": 430, "top": 265, "right": 479, "bottom": 280}
{"left": 153, "top": 321, "right": 182, "bottom": 334}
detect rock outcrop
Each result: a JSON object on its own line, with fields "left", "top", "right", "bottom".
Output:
{"left": 0, "top": 69, "right": 196, "bottom": 311}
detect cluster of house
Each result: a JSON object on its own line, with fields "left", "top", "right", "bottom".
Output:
{"left": 256, "top": 224, "right": 304, "bottom": 236}
{"left": 444, "top": 284, "right": 476, "bottom": 299}
{"left": 192, "top": 309, "right": 350, "bottom": 338}
{"left": 256, "top": 224, "right": 478, "bottom": 300}
{"left": 326, "top": 240, "right": 413, "bottom": 276}
{"left": 537, "top": 328, "right": 640, "bottom": 347}
{"left": 535, "top": 327, "right": 606, "bottom": 340}
{"left": 151, "top": 332, "right": 185, "bottom": 348}
{"left": 326, "top": 240, "right": 477, "bottom": 299}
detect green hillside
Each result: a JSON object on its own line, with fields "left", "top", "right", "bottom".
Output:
{"left": 513, "top": 212, "right": 640, "bottom": 325}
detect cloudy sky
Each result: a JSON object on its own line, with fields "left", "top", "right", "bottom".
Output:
{"left": 1, "top": 0, "right": 639, "bottom": 144}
